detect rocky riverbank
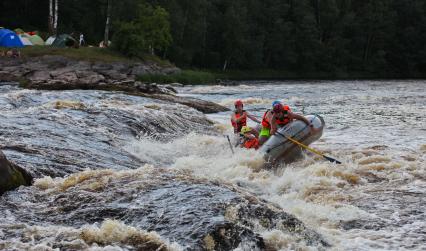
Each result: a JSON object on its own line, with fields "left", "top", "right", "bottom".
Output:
{"left": 0, "top": 55, "right": 228, "bottom": 113}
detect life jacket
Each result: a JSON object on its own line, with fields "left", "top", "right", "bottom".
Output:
{"left": 231, "top": 110, "right": 247, "bottom": 133}
{"left": 244, "top": 137, "right": 259, "bottom": 149}
{"left": 261, "top": 110, "right": 271, "bottom": 129}
{"left": 275, "top": 105, "right": 292, "bottom": 126}
{"left": 276, "top": 115, "right": 291, "bottom": 126}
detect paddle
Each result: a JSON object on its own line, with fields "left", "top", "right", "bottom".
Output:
{"left": 226, "top": 135, "right": 235, "bottom": 154}
{"left": 276, "top": 132, "right": 342, "bottom": 164}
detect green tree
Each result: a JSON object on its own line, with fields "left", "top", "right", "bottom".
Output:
{"left": 112, "top": 2, "right": 172, "bottom": 57}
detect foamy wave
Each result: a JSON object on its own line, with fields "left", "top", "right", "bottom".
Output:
{"left": 82, "top": 219, "right": 182, "bottom": 251}
{"left": 219, "top": 97, "right": 275, "bottom": 107}
{"left": 126, "top": 130, "right": 426, "bottom": 250}
{"left": 0, "top": 219, "right": 181, "bottom": 251}
{"left": 34, "top": 167, "right": 157, "bottom": 192}
{"left": 187, "top": 84, "right": 255, "bottom": 94}
{"left": 47, "top": 100, "right": 87, "bottom": 110}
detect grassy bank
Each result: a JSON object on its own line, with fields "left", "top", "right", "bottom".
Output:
{"left": 135, "top": 69, "right": 400, "bottom": 85}
{"left": 13, "top": 46, "right": 172, "bottom": 66}
{"left": 8, "top": 47, "right": 424, "bottom": 84}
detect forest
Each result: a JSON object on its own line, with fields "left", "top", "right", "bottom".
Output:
{"left": 1, "top": 0, "right": 425, "bottom": 78}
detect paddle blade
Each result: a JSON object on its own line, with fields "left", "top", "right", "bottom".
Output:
{"left": 324, "top": 155, "right": 342, "bottom": 164}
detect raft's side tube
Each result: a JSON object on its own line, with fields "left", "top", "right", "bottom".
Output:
{"left": 259, "top": 115, "right": 325, "bottom": 164}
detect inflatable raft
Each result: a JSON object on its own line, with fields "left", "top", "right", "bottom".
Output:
{"left": 259, "top": 114, "right": 325, "bottom": 165}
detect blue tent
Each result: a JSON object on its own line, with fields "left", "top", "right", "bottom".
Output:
{"left": 0, "top": 29, "right": 24, "bottom": 48}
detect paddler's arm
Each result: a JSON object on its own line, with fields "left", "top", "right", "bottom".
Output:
{"left": 291, "top": 113, "right": 311, "bottom": 126}
{"left": 230, "top": 113, "right": 236, "bottom": 123}
{"left": 270, "top": 115, "right": 278, "bottom": 135}
{"left": 292, "top": 113, "right": 315, "bottom": 133}
{"left": 235, "top": 112, "right": 247, "bottom": 123}
{"left": 247, "top": 113, "right": 261, "bottom": 124}
{"left": 230, "top": 113, "right": 238, "bottom": 130}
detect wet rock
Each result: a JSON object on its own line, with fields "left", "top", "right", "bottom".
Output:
{"left": 78, "top": 72, "right": 105, "bottom": 85}
{"left": 0, "top": 88, "right": 214, "bottom": 177}
{"left": 158, "top": 85, "right": 178, "bottom": 94}
{"left": 1, "top": 56, "right": 228, "bottom": 114}
{"left": 0, "top": 168, "right": 329, "bottom": 250}
{"left": 148, "top": 94, "right": 229, "bottom": 113}
{"left": 0, "top": 71, "right": 20, "bottom": 82}
{"left": 28, "top": 71, "right": 51, "bottom": 82}
{"left": 131, "top": 64, "right": 152, "bottom": 75}
{"left": 169, "top": 82, "right": 184, "bottom": 87}
{"left": 98, "top": 70, "right": 128, "bottom": 80}
{"left": 0, "top": 151, "right": 32, "bottom": 195}
{"left": 160, "top": 66, "right": 181, "bottom": 75}
{"left": 56, "top": 72, "right": 78, "bottom": 83}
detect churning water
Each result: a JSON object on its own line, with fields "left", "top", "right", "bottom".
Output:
{"left": 0, "top": 80, "right": 425, "bottom": 250}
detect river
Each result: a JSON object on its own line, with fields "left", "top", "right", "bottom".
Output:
{"left": 0, "top": 80, "right": 425, "bottom": 250}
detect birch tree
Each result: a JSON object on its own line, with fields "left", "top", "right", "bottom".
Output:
{"left": 48, "top": 0, "right": 59, "bottom": 35}
{"left": 104, "top": 0, "right": 112, "bottom": 47}
{"left": 48, "top": 0, "right": 53, "bottom": 34}
{"left": 53, "top": 0, "right": 59, "bottom": 35}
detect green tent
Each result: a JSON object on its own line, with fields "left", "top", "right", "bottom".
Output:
{"left": 14, "top": 28, "right": 24, "bottom": 34}
{"left": 51, "top": 34, "right": 77, "bottom": 48}
{"left": 28, "top": 35, "right": 44, "bottom": 45}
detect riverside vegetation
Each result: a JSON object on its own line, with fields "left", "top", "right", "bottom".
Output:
{"left": 1, "top": 0, "right": 425, "bottom": 79}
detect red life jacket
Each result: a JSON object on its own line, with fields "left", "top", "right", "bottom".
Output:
{"left": 261, "top": 110, "right": 271, "bottom": 129}
{"left": 276, "top": 115, "right": 291, "bottom": 126}
{"left": 262, "top": 106, "right": 292, "bottom": 127}
{"left": 231, "top": 110, "right": 247, "bottom": 133}
{"left": 276, "top": 105, "right": 292, "bottom": 126}
{"left": 244, "top": 138, "right": 259, "bottom": 149}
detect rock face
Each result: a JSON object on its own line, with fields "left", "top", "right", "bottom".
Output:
{"left": 0, "top": 87, "right": 214, "bottom": 178}
{"left": 0, "top": 151, "right": 32, "bottom": 195}
{"left": 0, "top": 56, "right": 229, "bottom": 113}
{"left": 0, "top": 167, "right": 329, "bottom": 250}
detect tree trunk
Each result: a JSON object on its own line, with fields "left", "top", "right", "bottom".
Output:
{"left": 363, "top": 33, "right": 374, "bottom": 63}
{"left": 104, "top": 0, "right": 112, "bottom": 47}
{"left": 48, "top": 0, "right": 53, "bottom": 35}
{"left": 313, "top": 0, "right": 322, "bottom": 42}
{"left": 180, "top": 9, "right": 189, "bottom": 43}
{"left": 202, "top": 15, "right": 207, "bottom": 63}
{"left": 53, "top": 0, "right": 59, "bottom": 35}
{"left": 223, "top": 59, "right": 229, "bottom": 71}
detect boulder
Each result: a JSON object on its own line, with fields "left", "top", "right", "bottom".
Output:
{"left": 0, "top": 71, "right": 20, "bottom": 82}
{"left": 1, "top": 168, "right": 329, "bottom": 250}
{"left": 131, "top": 64, "right": 153, "bottom": 76}
{"left": 28, "top": 71, "right": 51, "bottom": 82}
{"left": 56, "top": 71, "right": 79, "bottom": 83}
{"left": 148, "top": 93, "right": 230, "bottom": 113}
{"left": 78, "top": 73, "right": 105, "bottom": 85}
{"left": 0, "top": 151, "right": 32, "bottom": 195}
{"left": 49, "top": 67, "right": 75, "bottom": 77}
{"left": 160, "top": 67, "right": 181, "bottom": 75}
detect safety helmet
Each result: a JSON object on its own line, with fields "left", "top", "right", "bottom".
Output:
{"left": 273, "top": 103, "right": 283, "bottom": 113}
{"left": 272, "top": 100, "right": 281, "bottom": 107}
{"left": 240, "top": 126, "right": 252, "bottom": 134}
{"left": 234, "top": 99, "right": 243, "bottom": 107}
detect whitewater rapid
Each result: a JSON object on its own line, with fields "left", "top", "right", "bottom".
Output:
{"left": 128, "top": 80, "right": 426, "bottom": 250}
{"left": 173, "top": 81, "right": 426, "bottom": 250}
{"left": 0, "top": 80, "right": 424, "bottom": 250}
